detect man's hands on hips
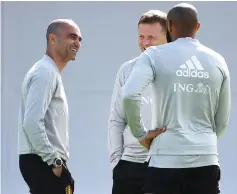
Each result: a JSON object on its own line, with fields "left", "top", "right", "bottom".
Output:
{"left": 139, "top": 127, "right": 167, "bottom": 150}
{"left": 52, "top": 166, "right": 63, "bottom": 177}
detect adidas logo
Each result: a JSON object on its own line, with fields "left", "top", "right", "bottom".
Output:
{"left": 176, "top": 56, "right": 209, "bottom": 79}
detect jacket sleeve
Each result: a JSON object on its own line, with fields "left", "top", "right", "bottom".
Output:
{"left": 22, "top": 69, "right": 59, "bottom": 165}
{"left": 122, "top": 51, "right": 155, "bottom": 141}
{"left": 215, "top": 58, "right": 231, "bottom": 137}
{"left": 108, "top": 64, "right": 127, "bottom": 170}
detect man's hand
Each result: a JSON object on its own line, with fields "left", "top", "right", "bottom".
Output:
{"left": 52, "top": 166, "right": 63, "bottom": 177}
{"left": 139, "top": 127, "right": 167, "bottom": 150}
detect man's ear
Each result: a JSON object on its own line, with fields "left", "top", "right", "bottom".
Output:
{"left": 166, "top": 30, "right": 172, "bottom": 43}
{"left": 168, "top": 20, "right": 172, "bottom": 33}
{"left": 166, "top": 20, "right": 172, "bottom": 43}
{"left": 195, "top": 22, "right": 200, "bottom": 33}
{"left": 49, "top": 33, "right": 56, "bottom": 45}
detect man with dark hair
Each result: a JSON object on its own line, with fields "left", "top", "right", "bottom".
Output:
{"left": 108, "top": 10, "right": 167, "bottom": 194}
{"left": 18, "top": 19, "right": 82, "bottom": 194}
{"left": 122, "top": 3, "right": 230, "bottom": 194}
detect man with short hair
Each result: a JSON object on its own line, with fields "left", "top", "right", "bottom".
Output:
{"left": 108, "top": 10, "right": 168, "bottom": 194}
{"left": 122, "top": 3, "right": 230, "bottom": 194}
{"left": 18, "top": 19, "right": 82, "bottom": 194}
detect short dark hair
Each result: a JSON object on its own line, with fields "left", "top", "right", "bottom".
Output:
{"left": 138, "top": 10, "right": 167, "bottom": 31}
{"left": 167, "top": 3, "right": 198, "bottom": 35}
{"left": 46, "top": 22, "right": 62, "bottom": 44}
{"left": 46, "top": 19, "right": 75, "bottom": 45}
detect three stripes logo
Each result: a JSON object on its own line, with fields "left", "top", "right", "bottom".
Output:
{"left": 176, "top": 56, "right": 209, "bottom": 79}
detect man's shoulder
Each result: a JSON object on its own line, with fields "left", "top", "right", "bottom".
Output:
{"left": 114, "top": 57, "right": 139, "bottom": 84}
{"left": 200, "top": 44, "right": 225, "bottom": 61}
{"left": 199, "top": 44, "right": 227, "bottom": 69}
{"left": 117, "top": 57, "right": 138, "bottom": 76}
{"left": 120, "top": 57, "right": 138, "bottom": 71}
{"left": 26, "top": 57, "right": 57, "bottom": 80}
{"left": 196, "top": 44, "right": 229, "bottom": 79}
{"left": 143, "top": 44, "right": 170, "bottom": 57}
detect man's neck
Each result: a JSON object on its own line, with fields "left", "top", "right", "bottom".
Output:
{"left": 46, "top": 49, "right": 67, "bottom": 72}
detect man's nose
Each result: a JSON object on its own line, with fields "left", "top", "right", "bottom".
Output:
{"left": 143, "top": 39, "right": 152, "bottom": 47}
{"left": 74, "top": 40, "right": 81, "bottom": 49}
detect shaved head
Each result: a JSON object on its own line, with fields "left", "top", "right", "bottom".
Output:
{"left": 167, "top": 3, "right": 199, "bottom": 39}
{"left": 46, "top": 19, "right": 79, "bottom": 44}
{"left": 45, "top": 18, "right": 82, "bottom": 66}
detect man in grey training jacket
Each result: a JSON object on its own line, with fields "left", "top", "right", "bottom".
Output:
{"left": 122, "top": 3, "right": 231, "bottom": 194}
{"left": 18, "top": 19, "right": 82, "bottom": 194}
{"left": 108, "top": 10, "right": 168, "bottom": 194}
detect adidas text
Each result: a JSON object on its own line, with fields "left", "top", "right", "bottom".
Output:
{"left": 176, "top": 69, "right": 209, "bottom": 79}
{"left": 176, "top": 56, "right": 210, "bottom": 79}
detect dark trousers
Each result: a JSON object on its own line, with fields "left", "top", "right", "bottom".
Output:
{"left": 19, "top": 154, "right": 74, "bottom": 194}
{"left": 144, "top": 165, "right": 221, "bottom": 194}
{"left": 112, "top": 160, "right": 148, "bottom": 194}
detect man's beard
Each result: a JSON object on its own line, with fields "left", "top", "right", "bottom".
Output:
{"left": 166, "top": 30, "right": 172, "bottom": 43}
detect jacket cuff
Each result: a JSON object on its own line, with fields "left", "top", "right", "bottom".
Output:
{"left": 137, "top": 130, "right": 148, "bottom": 141}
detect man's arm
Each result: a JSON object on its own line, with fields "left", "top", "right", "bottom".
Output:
{"left": 108, "top": 64, "right": 127, "bottom": 170}
{"left": 122, "top": 51, "right": 155, "bottom": 141}
{"left": 215, "top": 60, "right": 231, "bottom": 137}
{"left": 22, "top": 69, "right": 59, "bottom": 165}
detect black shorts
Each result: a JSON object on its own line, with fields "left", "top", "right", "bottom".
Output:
{"left": 144, "top": 165, "right": 221, "bottom": 194}
{"left": 19, "top": 154, "right": 74, "bottom": 194}
{"left": 112, "top": 160, "right": 148, "bottom": 194}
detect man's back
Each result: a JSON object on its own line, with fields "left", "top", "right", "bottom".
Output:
{"left": 122, "top": 4, "right": 230, "bottom": 194}
{"left": 145, "top": 37, "right": 230, "bottom": 156}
